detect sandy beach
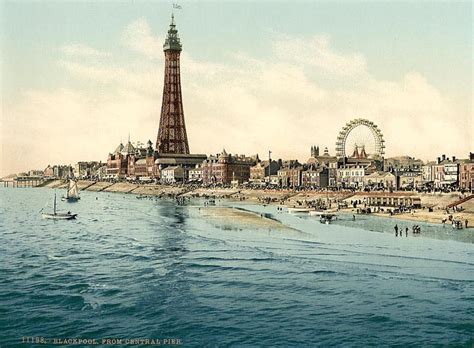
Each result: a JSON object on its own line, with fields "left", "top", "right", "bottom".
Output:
{"left": 39, "top": 179, "right": 474, "bottom": 228}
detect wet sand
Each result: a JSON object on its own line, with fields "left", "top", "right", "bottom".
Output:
{"left": 197, "top": 206, "right": 296, "bottom": 231}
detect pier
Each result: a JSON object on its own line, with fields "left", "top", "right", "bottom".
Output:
{"left": 1, "top": 176, "right": 45, "bottom": 188}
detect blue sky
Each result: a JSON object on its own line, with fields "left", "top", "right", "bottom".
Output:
{"left": 1, "top": 1, "right": 472, "bottom": 175}
{"left": 2, "top": 1, "right": 471, "bottom": 98}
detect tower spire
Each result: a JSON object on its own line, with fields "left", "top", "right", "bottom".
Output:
{"left": 156, "top": 14, "right": 189, "bottom": 154}
{"left": 163, "top": 13, "right": 182, "bottom": 52}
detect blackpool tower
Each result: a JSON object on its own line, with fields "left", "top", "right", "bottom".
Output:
{"left": 156, "top": 14, "right": 190, "bottom": 154}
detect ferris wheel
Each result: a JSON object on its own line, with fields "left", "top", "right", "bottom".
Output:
{"left": 335, "top": 118, "right": 385, "bottom": 158}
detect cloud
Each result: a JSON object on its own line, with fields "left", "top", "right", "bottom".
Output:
{"left": 1, "top": 18, "right": 471, "bottom": 176}
{"left": 61, "top": 43, "right": 111, "bottom": 57}
{"left": 58, "top": 59, "right": 161, "bottom": 96}
{"left": 273, "top": 34, "right": 368, "bottom": 77}
{"left": 121, "top": 18, "right": 163, "bottom": 59}
{"left": 2, "top": 88, "right": 160, "bottom": 175}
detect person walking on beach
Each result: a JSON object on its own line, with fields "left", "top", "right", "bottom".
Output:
{"left": 394, "top": 224, "right": 398, "bottom": 237}
{"left": 405, "top": 227, "right": 408, "bottom": 237}
{"left": 465, "top": 219, "right": 468, "bottom": 228}
{"left": 352, "top": 214, "right": 356, "bottom": 221}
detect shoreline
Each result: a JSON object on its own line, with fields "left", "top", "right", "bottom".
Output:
{"left": 35, "top": 179, "right": 474, "bottom": 228}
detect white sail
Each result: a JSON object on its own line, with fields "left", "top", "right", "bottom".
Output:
{"left": 67, "top": 180, "right": 80, "bottom": 199}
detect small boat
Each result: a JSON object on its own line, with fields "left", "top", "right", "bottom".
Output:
{"left": 62, "top": 179, "right": 80, "bottom": 202}
{"left": 288, "top": 207, "right": 314, "bottom": 214}
{"left": 308, "top": 210, "right": 336, "bottom": 216}
{"left": 42, "top": 193, "right": 77, "bottom": 220}
{"left": 320, "top": 213, "right": 337, "bottom": 224}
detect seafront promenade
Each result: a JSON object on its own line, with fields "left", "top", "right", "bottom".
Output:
{"left": 34, "top": 179, "right": 474, "bottom": 227}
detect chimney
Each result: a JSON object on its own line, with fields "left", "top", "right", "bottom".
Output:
{"left": 442, "top": 154, "right": 446, "bottom": 161}
{"left": 437, "top": 157, "right": 441, "bottom": 164}
{"left": 452, "top": 156, "right": 456, "bottom": 162}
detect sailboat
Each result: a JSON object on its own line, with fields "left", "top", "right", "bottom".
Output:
{"left": 62, "top": 179, "right": 80, "bottom": 202}
{"left": 42, "top": 193, "right": 77, "bottom": 220}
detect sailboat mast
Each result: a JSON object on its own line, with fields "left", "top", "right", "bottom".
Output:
{"left": 54, "top": 193, "right": 57, "bottom": 215}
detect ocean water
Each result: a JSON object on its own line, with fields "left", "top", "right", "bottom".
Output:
{"left": 0, "top": 187, "right": 473, "bottom": 347}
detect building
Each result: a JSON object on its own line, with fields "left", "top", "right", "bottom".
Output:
{"left": 301, "top": 166, "right": 329, "bottom": 188}
{"left": 28, "top": 170, "right": 44, "bottom": 177}
{"left": 307, "top": 146, "right": 339, "bottom": 187}
{"left": 201, "top": 155, "right": 217, "bottom": 185}
{"left": 43, "top": 165, "right": 54, "bottom": 178}
{"left": 161, "top": 166, "right": 185, "bottom": 184}
{"left": 442, "top": 162, "right": 459, "bottom": 187}
{"left": 422, "top": 161, "right": 435, "bottom": 184}
{"left": 384, "top": 156, "right": 424, "bottom": 172}
{"left": 133, "top": 156, "right": 156, "bottom": 181}
{"left": 128, "top": 140, "right": 156, "bottom": 179}
{"left": 106, "top": 138, "right": 158, "bottom": 180}
{"left": 287, "top": 166, "right": 304, "bottom": 188}
{"left": 74, "top": 161, "right": 102, "bottom": 179}
{"left": 154, "top": 153, "right": 207, "bottom": 177}
{"left": 432, "top": 155, "right": 460, "bottom": 188}
{"left": 310, "top": 145, "right": 320, "bottom": 157}
{"left": 106, "top": 141, "right": 134, "bottom": 179}
{"left": 188, "top": 164, "right": 203, "bottom": 183}
{"left": 249, "top": 160, "right": 280, "bottom": 184}
{"left": 396, "top": 171, "right": 423, "bottom": 189}
{"left": 202, "top": 150, "right": 256, "bottom": 185}
{"left": 327, "top": 160, "right": 339, "bottom": 187}
{"left": 337, "top": 165, "right": 367, "bottom": 188}
{"left": 74, "top": 162, "right": 89, "bottom": 178}
{"left": 459, "top": 154, "right": 474, "bottom": 192}
{"left": 268, "top": 175, "right": 280, "bottom": 186}
{"left": 363, "top": 172, "right": 396, "bottom": 189}
{"left": 277, "top": 161, "right": 303, "bottom": 188}
{"left": 364, "top": 193, "right": 421, "bottom": 208}
{"left": 97, "top": 165, "right": 108, "bottom": 180}
{"left": 53, "top": 165, "right": 72, "bottom": 179}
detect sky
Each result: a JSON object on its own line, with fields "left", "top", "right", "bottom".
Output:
{"left": 0, "top": 0, "right": 472, "bottom": 176}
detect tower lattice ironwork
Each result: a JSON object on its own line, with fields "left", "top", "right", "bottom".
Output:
{"left": 156, "top": 14, "right": 190, "bottom": 154}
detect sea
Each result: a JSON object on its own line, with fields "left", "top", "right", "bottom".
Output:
{"left": 0, "top": 187, "right": 473, "bottom": 347}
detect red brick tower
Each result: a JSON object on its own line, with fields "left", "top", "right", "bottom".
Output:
{"left": 156, "top": 14, "right": 190, "bottom": 154}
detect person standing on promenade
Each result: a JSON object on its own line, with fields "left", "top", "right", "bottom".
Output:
{"left": 394, "top": 224, "right": 398, "bottom": 237}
